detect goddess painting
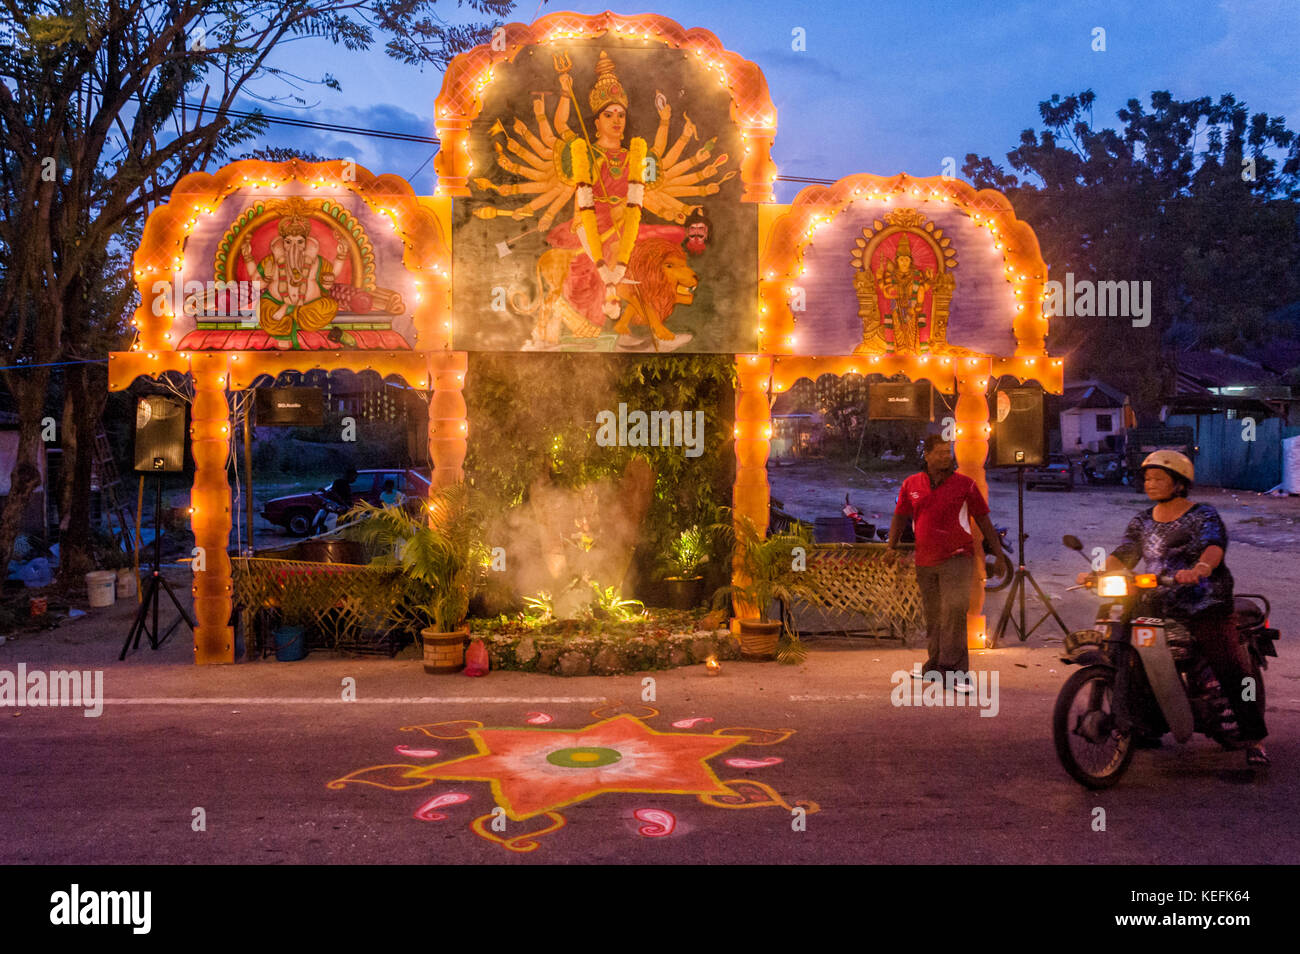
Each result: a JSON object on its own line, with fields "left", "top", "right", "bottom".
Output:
{"left": 851, "top": 209, "right": 960, "bottom": 355}
{"left": 472, "top": 50, "right": 734, "bottom": 351}
{"left": 877, "top": 236, "right": 934, "bottom": 353}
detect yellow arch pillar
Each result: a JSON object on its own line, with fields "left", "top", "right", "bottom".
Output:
{"left": 955, "top": 367, "right": 991, "bottom": 648}
{"left": 428, "top": 352, "right": 468, "bottom": 491}
{"left": 190, "top": 353, "right": 234, "bottom": 664}
{"left": 732, "top": 355, "right": 773, "bottom": 617}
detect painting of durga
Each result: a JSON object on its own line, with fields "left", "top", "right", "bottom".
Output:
{"left": 453, "top": 43, "right": 758, "bottom": 354}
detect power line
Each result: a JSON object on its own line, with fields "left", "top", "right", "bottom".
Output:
{"left": 205, "top": 101, "right": 832, "bottom": 187}
{"left": 203, "top": 101, "right": 830, "bottom": 186}
{"left": 190, "top": 102, "right": 439, "bottom": 146}
{"left": 132, "top": 96, "right": 1297, "bottom": 198}
{"left": 0, "top": 358, "right": 109, "bottom": 372}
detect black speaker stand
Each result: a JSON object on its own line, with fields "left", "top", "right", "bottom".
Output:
{"left": 990, "top": 466, "right": 1070, "bottom": 647}
{"left": 120, "top": 475, "right": 194, "bottom": 659}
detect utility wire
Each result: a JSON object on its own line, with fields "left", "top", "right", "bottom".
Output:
{"left": 0, "top": 358, "right": 110, "bottom": 371}
{"left": 189, "top": 102, "right": 830, "bottom": 186}
{"left": 189, "top": 102, "right": 439, "bottom": 145}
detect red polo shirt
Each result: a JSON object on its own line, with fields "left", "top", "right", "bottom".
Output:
{"left": 894, "top": 470, "right": 990, "bottom": 567}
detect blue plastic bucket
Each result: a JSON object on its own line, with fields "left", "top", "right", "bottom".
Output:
{"left": 273, "top": 625, "right": 306, "bottom": 662}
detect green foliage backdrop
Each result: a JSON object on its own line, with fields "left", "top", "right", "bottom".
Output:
{"left": 464, "top": 353, "right": 736, "bottom": 588}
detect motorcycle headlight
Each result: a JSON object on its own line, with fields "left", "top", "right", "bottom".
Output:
{"left": 1097, "top": 575, "right": 1130, "bottom": 597}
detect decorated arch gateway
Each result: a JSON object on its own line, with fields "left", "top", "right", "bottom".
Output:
{"left": 109, "top": 10, "right": 1061, "bottom": 664}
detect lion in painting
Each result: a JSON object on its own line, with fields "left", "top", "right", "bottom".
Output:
{"left": 614, "top": 238, "right": 698, "bottom": 345}
{"left": 510, "top": 237, "right": 698, "bottom": 350}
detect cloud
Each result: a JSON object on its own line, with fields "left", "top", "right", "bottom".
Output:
{"left": 747, "top": 47, "right": 847, "bottom": 82}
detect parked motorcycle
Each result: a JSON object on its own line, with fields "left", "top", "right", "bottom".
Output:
{"left": 1080, "top": 452, "right": 1124, "bottom": 485}
{"left": 842, "top": 494, "right": 891, "bottom": 543}
{"left": 310, "top": 495, "right": 350, "bottom": 535}
{"left": 1052, "top": 532, "right": 1279, "bottom": 788}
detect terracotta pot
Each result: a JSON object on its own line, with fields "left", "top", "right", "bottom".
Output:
{"left": 736, "top": 619, "right": 781, "bottom": 660}
{"left": 662, "top": 577, "right": 705, "bottom": 611}
{"left": 421, "top": 627, "right": 469, "bottom": 674}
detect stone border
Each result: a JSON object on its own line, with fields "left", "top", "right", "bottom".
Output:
{"left": 482, "top": 629, "right": 742, "bottom": 676}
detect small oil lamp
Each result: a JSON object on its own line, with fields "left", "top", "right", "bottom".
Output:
{"left": 705, "top": 655, "right": 721, "bottom": 676}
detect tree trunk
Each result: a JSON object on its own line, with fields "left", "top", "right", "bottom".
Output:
{"left": 57, "top": 364, "right": 107, "bottom": 584}
{"left": 0, "top": 368, "right": 52, "bottom": 580}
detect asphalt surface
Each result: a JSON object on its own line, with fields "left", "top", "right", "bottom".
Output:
{"left": 2, "top": 624, "right": 1296, "bottom": 864}
{"left": 4, "top": 483, "right": 1297, "bottom": 865}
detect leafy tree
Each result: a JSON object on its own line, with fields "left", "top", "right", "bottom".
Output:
{"left": 0, "top": 0, "right": 517, "bottom": 578}
{"left": 964, "top": 90, "right": 1300, "bottom": 415}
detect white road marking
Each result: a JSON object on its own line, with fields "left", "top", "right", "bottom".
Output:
{"left": 788, "top": 693, "right": 877, "bottom": 701}
{"left": 98, "top": 696, "right": 606, "bottom": 706}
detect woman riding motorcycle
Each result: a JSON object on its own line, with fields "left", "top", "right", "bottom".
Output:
{"left": 1076, "top": 451, "right": 1269, "bottom": 766}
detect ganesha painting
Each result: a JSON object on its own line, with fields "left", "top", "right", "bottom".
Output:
{"left": 175, "top": 195, "right": 412, "bottom": 351}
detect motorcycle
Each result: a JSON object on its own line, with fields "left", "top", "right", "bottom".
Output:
{"left": 309, "top": 494, "right": 351, "bottom": 535}
{"left": 842, "top": 493, "right": 898, "bottom": 543}
{"left": 1052, "top": 532, "right": 1279, "bottom": 788}
{"left": 1080, "top": 452, "right": 1124, "bottom": 485}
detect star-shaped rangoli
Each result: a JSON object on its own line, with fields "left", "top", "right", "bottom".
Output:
{"left": 407, "top": 714, "right": 745, "bottom": 820}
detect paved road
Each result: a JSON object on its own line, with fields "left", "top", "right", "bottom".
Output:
{"left": 5, "top": 478, "right": 1297, "bottom": 865}
{"left": 3, "top": 638, "right": 1296, "bottom": 864}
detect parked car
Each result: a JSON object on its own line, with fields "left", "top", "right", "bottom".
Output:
{"left": 1025, "top": 454, "right": 1074, "bottom": 491}
{"left": 262, "top": 468, "right": 432, "bottom": 536}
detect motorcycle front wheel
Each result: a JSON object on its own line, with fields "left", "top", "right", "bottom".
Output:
{"left": 1053, "top": 665, "right": 1136, "bottom": 789}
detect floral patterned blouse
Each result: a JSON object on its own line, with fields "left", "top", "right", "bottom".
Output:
{"left": 1111, "top": 503, "right": 1233, "bottom": 619}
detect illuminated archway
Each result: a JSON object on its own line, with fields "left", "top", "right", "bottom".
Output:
{"left": 110, "top": 14, "right": 1065, "bottom": 663}
{"left": 741, "top": 173, "right": 1063, "bottom": 644}
{"left": 108, "top": 159, "right": 455, "bottom": 664}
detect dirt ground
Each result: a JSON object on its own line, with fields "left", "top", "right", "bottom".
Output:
{"left": 770, "top": 458, "right": 1300, "bottom": 639}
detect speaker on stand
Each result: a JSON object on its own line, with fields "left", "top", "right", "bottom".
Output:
{"left": 122, "top": 396, "right": 195, "bottom": 659}
{"left": 132, "top": 395, "right": 186, "bottom": 474}
{"left": 987, "top": 384, "right": 1069, "bottom": 646}
{"left": 990, "top": 384, "right": 1046, "bottom": 467}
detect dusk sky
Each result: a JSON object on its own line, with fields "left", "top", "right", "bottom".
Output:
{"left": 244, "top": 0, "right": 1300, "bottom": 200}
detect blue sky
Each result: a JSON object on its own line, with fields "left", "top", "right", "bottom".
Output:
{"left": 243, "top": 0, "right": 1300, "bottom": 199}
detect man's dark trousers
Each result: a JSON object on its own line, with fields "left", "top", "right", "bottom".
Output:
{"left": 915, "top": 554, "right": 973, "bottom": 675}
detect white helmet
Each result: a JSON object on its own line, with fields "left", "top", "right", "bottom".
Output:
{"left": 1140, "top": 450, "right": 1194, "bottom": 487}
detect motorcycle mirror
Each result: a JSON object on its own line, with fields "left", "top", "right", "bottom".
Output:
{"left": 1062, "top": 534, "right": 1084, "bottom": 552}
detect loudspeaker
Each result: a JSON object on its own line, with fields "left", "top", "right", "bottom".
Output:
{"left": 868, "top": 381, "right": 932, "bottom": 421}
{"left": 991, "top": 385, "right": 1046, "bottom": 467}
{"left": 133, "top": 396, "right": 186, "bottom": 473}
{"left": 254, "top": 387, "right": 324, "bottom": 427}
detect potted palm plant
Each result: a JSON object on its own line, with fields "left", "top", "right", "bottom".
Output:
{"left": 713, "top": 512, "right": 823, "bottom": 662}
{"left": 657, "top": 525, "right": 710, "bottom": 611}
{"left": 345, "top": 482, "right": 488, "bottom": 673}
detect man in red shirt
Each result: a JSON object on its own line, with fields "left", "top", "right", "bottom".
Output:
{"left": 885, "top": 435, "right": 1005, "bottom": 688}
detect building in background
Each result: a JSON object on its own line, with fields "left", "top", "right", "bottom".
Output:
{"left": 1165, "top": 350, "right": 1299, "bottom": 490}
{"left": 1060, "top": 379, "right": 1133, "bottom": 453}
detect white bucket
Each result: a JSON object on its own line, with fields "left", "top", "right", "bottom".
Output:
{"left": 116, "top": 568, "right": 137, "bottom": 599}
{"left": 86, "top": 571, "right": 117, "bottom": 608}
